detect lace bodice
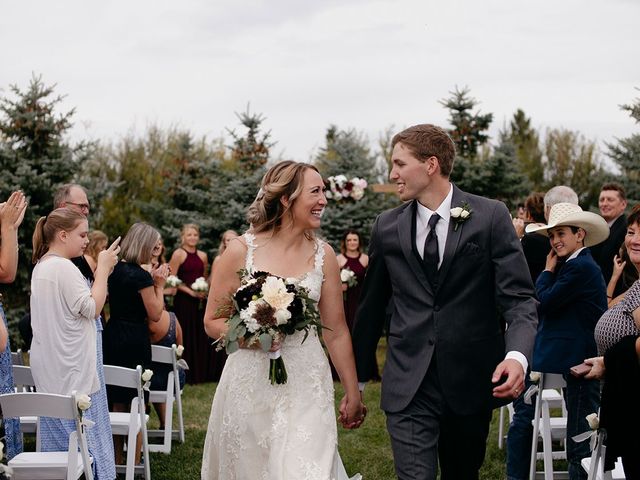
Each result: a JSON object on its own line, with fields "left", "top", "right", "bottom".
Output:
{"left": 244, "top": 232, "right": 325, "bottom": 300}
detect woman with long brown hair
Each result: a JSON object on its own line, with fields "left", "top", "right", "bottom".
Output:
{"left": 30, "top": 207, "right": 119, "bottom": 478}
{"left": 201, "top": 161, "right": 364, "bottom": 479}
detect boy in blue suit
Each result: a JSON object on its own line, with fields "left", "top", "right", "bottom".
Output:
{"left": 526, "top": 203, "right": 609, "bottom": 480}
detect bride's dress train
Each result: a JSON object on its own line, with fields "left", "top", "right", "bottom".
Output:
{"left": 201, "top": 234, "right": 361, "bottom": 480}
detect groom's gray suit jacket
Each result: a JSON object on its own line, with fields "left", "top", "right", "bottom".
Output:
{"left": 353, "top": 185, "right": 538, "bottom": 415}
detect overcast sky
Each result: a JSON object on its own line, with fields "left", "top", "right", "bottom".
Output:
{"left": 1, "top": 0, "right": 638, "bottom": 165}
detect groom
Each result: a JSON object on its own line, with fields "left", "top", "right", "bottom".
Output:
{"left": 351, "top": 124, "right": 538, "bottom": 479}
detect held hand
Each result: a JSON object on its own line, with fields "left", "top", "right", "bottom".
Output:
{"left": 492, "top": 358, "right": 525, "bottom": 399}
{"left": 584, "top": 356, "right": 605, "bottom": 380}
{"left": 338, "top": 393, "right": 366, "bottom": 429}
{"left": 0, "top": 191, "right": 27, "bottom": 229}
{"left": 152, "top": 263, "right": 170, "bottom": 287}
{"left": 545, "top": 249, "right": 558, "bottom": 272}
{"left": 611, "top": 255, "right": 626, "bottom": 279}
{"left": 96, "top": 236, "right": 121, "bottom": 274}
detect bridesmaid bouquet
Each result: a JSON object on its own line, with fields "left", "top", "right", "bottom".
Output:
{"left": 220, "top": 270, "right": 322, "bottom": 385}
{"left": 324, "top": 175, "right": 368, "bottom": 201}
{"left": 340, "top": 267, "right": 357, "bottom": 288}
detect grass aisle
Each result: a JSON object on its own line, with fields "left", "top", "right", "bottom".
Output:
{"left": 148, "top": 381, "right": 508, "bottom": 479}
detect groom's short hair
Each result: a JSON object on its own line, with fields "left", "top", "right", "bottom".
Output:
{"left": 392, "top": 124, "right": 456, "bottom": 177}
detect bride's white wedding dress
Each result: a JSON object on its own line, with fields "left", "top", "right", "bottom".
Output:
{"left": 201, "top": 234, "right": 361, "bottom": 480}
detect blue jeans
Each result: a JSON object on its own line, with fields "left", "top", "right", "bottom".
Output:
{"left": 563, "top": 374, "right": 600, "bottom": 480}
{"left": 506, "top": 377, "right": 535, "bottom": 480}
{"left": 506, "top": 375, "right": 600, "bottom": 480}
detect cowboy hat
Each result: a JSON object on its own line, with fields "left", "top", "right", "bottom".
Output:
{"left": 525, "top": 202, "right": 609, "bottom": 247}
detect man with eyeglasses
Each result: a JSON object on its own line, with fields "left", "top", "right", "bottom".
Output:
{"left": 53, "top": 183, "right": 94, "bottom": 281}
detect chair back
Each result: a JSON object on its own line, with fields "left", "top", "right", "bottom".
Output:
{"left": 12, "top": 364, "right": 36, "bottom": 391}
{"left": 0, "top": 391, "right": 77, "bottom": 420}
{"left": 0, "top": 391, "right": 93, "bottom": 480}
{"left": 103, "top": 365, "right": 143, "bottom": 394}
{"left": 151, "top": 345, "right": 175, "bottom": 365}
{"left": 10, "top": 349, "right": 23, "bottom": 366}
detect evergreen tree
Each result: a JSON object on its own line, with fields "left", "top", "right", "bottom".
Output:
{"left": 543, "top": 128, "right": 606, "bottom": 208}
{"left": 508, "top": 109, "right": 544, "bottom": 189}
{"left": 439, "top": 86, "right": 493, "bottom": 159}
{"left": 450, "top": 134, "right": 529, "bottom": 209}
{"left": 314, "top": 126, "right": 379, "bottom": 183}
{"left": 0, "top": 75, "right": 89, "bottom": 325}
{"left": 607, "top": 92, "right": 640, "bottom": 202}
{"left": 227, "top": 105, "right": 274, "bottom": 172}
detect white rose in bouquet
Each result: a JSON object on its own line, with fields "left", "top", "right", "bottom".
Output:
{"left": 166, "top": 275, "right": 182, "bottom": 287}
{"left": 340, "top": 268, "right": 358, "bottom": 288}
{"left": 191, "top": 276, "right": 209, "bottom": 292}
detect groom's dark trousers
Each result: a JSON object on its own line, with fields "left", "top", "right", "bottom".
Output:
{"left": 353, "top": 186, "right": 538, "bottom": 480}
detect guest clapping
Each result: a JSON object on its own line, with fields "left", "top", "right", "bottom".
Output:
{"left": 0, "top": 190, "right": 27, "bottom": 460}
{"left": 103, "top": 222, "right": 168, "bottom": 465}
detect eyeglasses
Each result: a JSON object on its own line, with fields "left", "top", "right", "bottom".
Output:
{"left": 66, "top": 201, "right": 90, "bottom": 211}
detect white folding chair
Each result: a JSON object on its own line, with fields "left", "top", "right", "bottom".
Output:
{"left": 0, "top": 391, "right": 93, "bottom": 480}
{"left": 529, "top": 373, "right": 568, "bottom": 480}
{"left": 581, "top": 430, "right": 626, "bottom": 480}
{"left": 10, "top": 348, "right": 23, "bottom": 366}
{"left": 12, "top": 364, "right": 37, "bottom": 440}
{"left": 498, "top": 403, "right": 515, "bottom": 449}
{"left": 147, "top": 344, "right": 185, "bottom": 453}
{"left": 499, "top": 384, "right": 565, "bottom": 449}
{"left": 103, "top": 365, "right": 151, "bottom": 480}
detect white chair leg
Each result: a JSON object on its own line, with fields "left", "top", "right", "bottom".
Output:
{"left": 498, "top": 405, "right": 505, "bottom": 449}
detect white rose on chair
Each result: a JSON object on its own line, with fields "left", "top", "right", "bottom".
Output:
{"left": 191, "top": 277, "right": 209, "bottom": 293}
{"left": 175, "top": 345, "right": 184, "bottom": 357}
{"left": 76, "top": 393, "right": 92, "bottom": 411}
{"left": 586, "top": 413, "right": 600, "bottom": 430}
{"left": 141, "top": 369, "right": 154, "bottom": 383}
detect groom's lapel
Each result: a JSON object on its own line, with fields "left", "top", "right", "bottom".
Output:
{"left": 397, "top": 201, "right": 433, "bottom": 296}
{"left": 437, "top": 185, "right": 465, "bottom": 286}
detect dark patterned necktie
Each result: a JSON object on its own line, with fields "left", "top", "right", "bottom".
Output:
{"left": 423, "top": 213, "right": 441, "bottom": 286}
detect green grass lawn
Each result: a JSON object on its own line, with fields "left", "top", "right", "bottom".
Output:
{"left": 148, "top": 365, "right": 510, "bottom": 479}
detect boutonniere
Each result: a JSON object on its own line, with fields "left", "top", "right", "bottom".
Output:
{"left": 450, "top": 202, "right": 472, "bottom": 231}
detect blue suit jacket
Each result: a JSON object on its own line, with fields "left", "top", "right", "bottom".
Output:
{"left": 532, "top": 249, "right": 607, "bottom": 374}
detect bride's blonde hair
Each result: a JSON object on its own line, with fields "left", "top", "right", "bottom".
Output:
{"left": 247, "top": 161, "right": 319, "bottom": 236}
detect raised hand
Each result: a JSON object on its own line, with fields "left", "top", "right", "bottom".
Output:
{"left": 97, "top": 236, "right": 121, "bottom": 275}
{"left": 152, "top": 263, "right": 170, "bottom": 288}
{"left": 0, "top": 191, "right": 27, "bottom": 230}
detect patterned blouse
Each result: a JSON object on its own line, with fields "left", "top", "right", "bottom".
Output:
{"left": 594, "top": 279, "right": 640, "bottom": 355}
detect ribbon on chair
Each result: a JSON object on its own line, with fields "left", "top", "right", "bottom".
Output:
{"left": 176, "top": 359, "right": 190, "bottom": 371}
{"left": 523, "top": 384, "right": 539, "bottom": 404}
{"left": 572, "top": 429, "right": 599, "bottom": 451}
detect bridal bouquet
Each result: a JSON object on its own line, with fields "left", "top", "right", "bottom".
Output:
{"left": 325, "top": 175, "right": 368, "bottom": 201}
{"left": 340, "top": 267, "right": 357, "bottom": 288}
{"left": 220, "top": 270, "right": 322, "bottom": 385}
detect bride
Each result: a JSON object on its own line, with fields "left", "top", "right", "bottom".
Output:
{"left": 201, "top": 161, "right": 365, "bottom": 480}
